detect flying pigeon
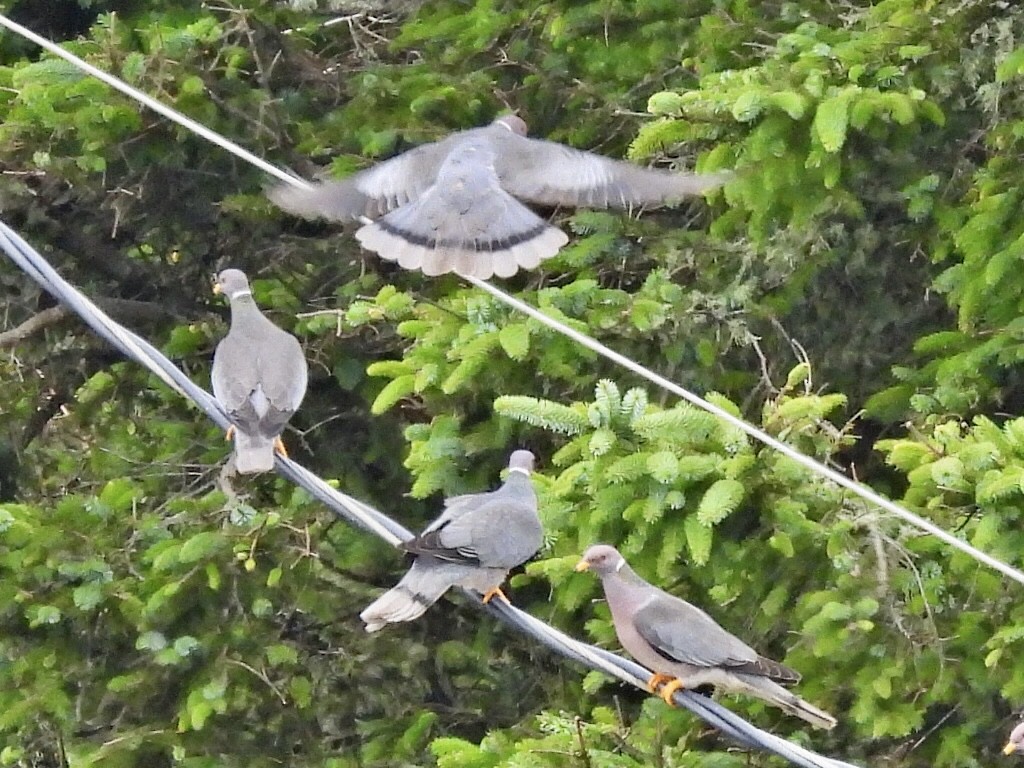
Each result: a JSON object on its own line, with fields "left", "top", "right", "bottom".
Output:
{"left": 268, "top": 115, "right": 729, "bottom": 279}
{"left": 211, "top": 269, "right": 308, "bottom": 474}
{"left": 360, "top": 449, "right": 543, "bottom": 631}
{"left": 1006, "top": 721, "right": 1024, "bottom": 755}
{"left": 575, "top": 544, "right": 836, "bottom": 730}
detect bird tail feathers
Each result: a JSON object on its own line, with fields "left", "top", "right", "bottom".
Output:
{"left": 738, "top": 676, "right": 837, "bottom": 730}
{"left": 233, "top": 431, "right": 276, "bottom": 474}
{"left": 360, "top": 559, "right": 465, "bottom": 632}
{"left": 356, "top": 186, "right": 567, "bottom": 279}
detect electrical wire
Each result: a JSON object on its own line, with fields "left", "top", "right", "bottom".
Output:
{"left": 0, "top": 15, "right": 307, "bottom": 190}
{"left": 0, "top": 219, "right": 859, "bottom": 768}
{"left": 0, "top": 9, "right": 1019, "bottom": 587}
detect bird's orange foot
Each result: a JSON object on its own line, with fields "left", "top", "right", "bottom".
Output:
{"left": 658, "top": 678, "right": 687, "bottom": 706}
{"left": 481, "top": 587, "right": 509, "bottom": 605}
{"left": 646, "top": 673, "right": 676, "bottom": 693}
{"left": 224, "top": 425, "right": 235, "bottom": 441}
{"left": 273, "top": 437, "right": 289, "bottom": 459}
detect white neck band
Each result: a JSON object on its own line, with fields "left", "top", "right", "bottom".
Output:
{"left": 230, "top": 289, "right": 252, "bottom": 300}
{"left": 508, "top": 467, "right": 530, "bottom": 476}
{"left": 615, "top": 558, "right": 625, "bottom": 572}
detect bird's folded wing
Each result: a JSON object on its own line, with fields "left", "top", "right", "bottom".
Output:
{"left": 401, "top": 529, "right": 481, "bottom": 565}
{"left": 256, "top": 328, "right": 308, "bottom": 412}
{"left": 268, "top": 136, "right": 460, "bottom": 221}
{"left": 211, "top": 338, "right": 261, "bottom": 411}
{"left": 403, "top": 490, "right": 528, "bottom": 567}
{"left": 633, "top": 593, "right": 765, "bottom": 672}
{"left": 492, "top": 132, "right": 730, "bottom": 209}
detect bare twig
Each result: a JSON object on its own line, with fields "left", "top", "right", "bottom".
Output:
{"left": 0, "top": 297, "right": 180, "bottom": 349}
{"left": 575, "top": 716, "right": 593, "bottom": 768}
{"left": 0, "top": 305, "right": 68, "bottom": 348}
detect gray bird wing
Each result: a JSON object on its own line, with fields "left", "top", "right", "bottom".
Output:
{"left": 268, "top": 133, "right": 467, "bottom": 221}
{"left": 211, "top": 333, "right": 260, "bottom": 414}
{"left": 402, "top": 477, "right": 541, "bottom": 568}
{"left": 253, "top": 321, "right": 308, "bottom": 413}
{"left": 632, "top": 592, "right": 772, "bottom": 675}
{"left": 490, "top": 129, "right": 730, "bottom": 209}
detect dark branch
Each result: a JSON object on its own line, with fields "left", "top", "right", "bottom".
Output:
{"left": 0, "top": 297, "right": 182, "bottom": 349}
{"left": 0, "top": 305, "right": 68, "bottom": 348}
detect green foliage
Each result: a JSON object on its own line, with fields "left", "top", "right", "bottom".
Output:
{"left": 4, "top": 0, "right": 1024, "bottom": 765}
{"left": 431, "top": 703, "right": 728, "bottom": 768}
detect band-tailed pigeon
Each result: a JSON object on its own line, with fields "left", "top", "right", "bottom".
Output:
{"left": 1006, "top": 721, "right": 1024, "bottom": 755}
{"left": 211, "top": 269, "right": 308, "bottom": 474}
{"left": 360, "top": 450, "right": 543, "bottom": 631}
{"left": 576, "top": 544, "right": 836, "bottom": 730}
{"left": 268, "top": 115, "right": 729, "bottom": 279}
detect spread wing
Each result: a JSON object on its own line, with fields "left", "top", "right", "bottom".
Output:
{"left": 268, "top": 133, "right": 467, "bottom": 221}
{"left": 491, "top": 130, "right": 730, "bottom": 209}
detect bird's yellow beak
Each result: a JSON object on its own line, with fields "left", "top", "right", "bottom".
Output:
{"left": 574, "top": 559, "right": 590, "bottom": 572}
{"left": 212, "top": 282, "right": 222, "bottom": 295}
{"left": 1005, "top": 742, "right": 1018, "bottom": 756}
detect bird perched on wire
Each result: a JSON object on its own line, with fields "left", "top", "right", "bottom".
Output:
{"left": 575, "top": 544, "right": 836, "bottom": 730}
{"left": 268, "top": 115, "right": 729, "bottom": 280}
{"left": 1006, "top": 721, "right": 1024, "bottom": 755}
{"left": 210, "top": 268, "right": 308, "bottom": 474}
{"left": 360, "top": 450, "right": 543, "bottom": 631}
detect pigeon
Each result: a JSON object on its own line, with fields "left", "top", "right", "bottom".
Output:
{"left": 360, "top": 449, "right": 543, "bottom": 631}
{"left": 268, "top": 115, "right": 729, "bottom": 279}
{"left": 575, "top": 544, "right": 836, "bottom": 730}
{"left": 1006, "top": 721, "right": 1024, "bottom": 755}
{"left": 210, "top": 269, "right": 308, "bottom": 474}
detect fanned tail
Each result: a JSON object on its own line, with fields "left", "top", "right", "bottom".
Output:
{"left": 355, "top": 185, "right": 567, "bottom": 279}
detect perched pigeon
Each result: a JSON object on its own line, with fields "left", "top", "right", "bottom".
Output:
{"left": 269, "top": 115, "right": 729, "bottom": 279}
{"left": 1006, "top": 721, "right": 1024, "bottom": 755}
{"left": 211, "top": 269, "right": 308, "bottom": 474}
{"left": 576, "top": 544, "right": 836, "bottom": 730}
{"left": 360, "top": 450, "right": 543, "bottom": 631}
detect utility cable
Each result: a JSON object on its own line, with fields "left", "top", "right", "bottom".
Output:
{"left": 0, "top": 219, "right": 859, "bottom": 768}
{"left": 0, "top": 14, "right": 306, "bottom": 190}
{"left": 0, "top": 11, "right": 1016, "bottom": 587}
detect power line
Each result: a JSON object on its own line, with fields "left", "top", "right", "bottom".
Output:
{"left": 466, "top": 278, "right": 1024, "bottom": 584}
{"left": 0, "top": 15, "right": 306, "bottom": 190}
{"left": 0, "top": 11, "right": 1015, "bottom": 587}
{"left": 0, "top": 219, "right": 859, "bottom": 768}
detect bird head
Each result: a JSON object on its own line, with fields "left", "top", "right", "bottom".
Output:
{"left": 213, "top": 269, "right": 252, "bottom": 300}
{"left": 1005, "top": 721, "right": 1024, "bottom": 755}
{"left": 507, "top": 449, "right": 535, "bottom": 476}
{"left": 494, "top": 114, "right": 528, "bottom": 136}
{"left": 575, "top": 544, "right": 626, "bottom": 575}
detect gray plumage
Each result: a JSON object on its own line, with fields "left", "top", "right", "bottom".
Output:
{"left": 360, "top": 450, "right": 542, "bottom": 631}
{"left": 269, "top": 115, "right": 729, "bottom": 279}
{"left": 1006, "top": 721, "right": 1024, "bottom": 755}
{"left": 211, "top": 269, "right": 308, "bottom": 474}
{"left": 576, "top": 544, "right": 836, "bottom": 730}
